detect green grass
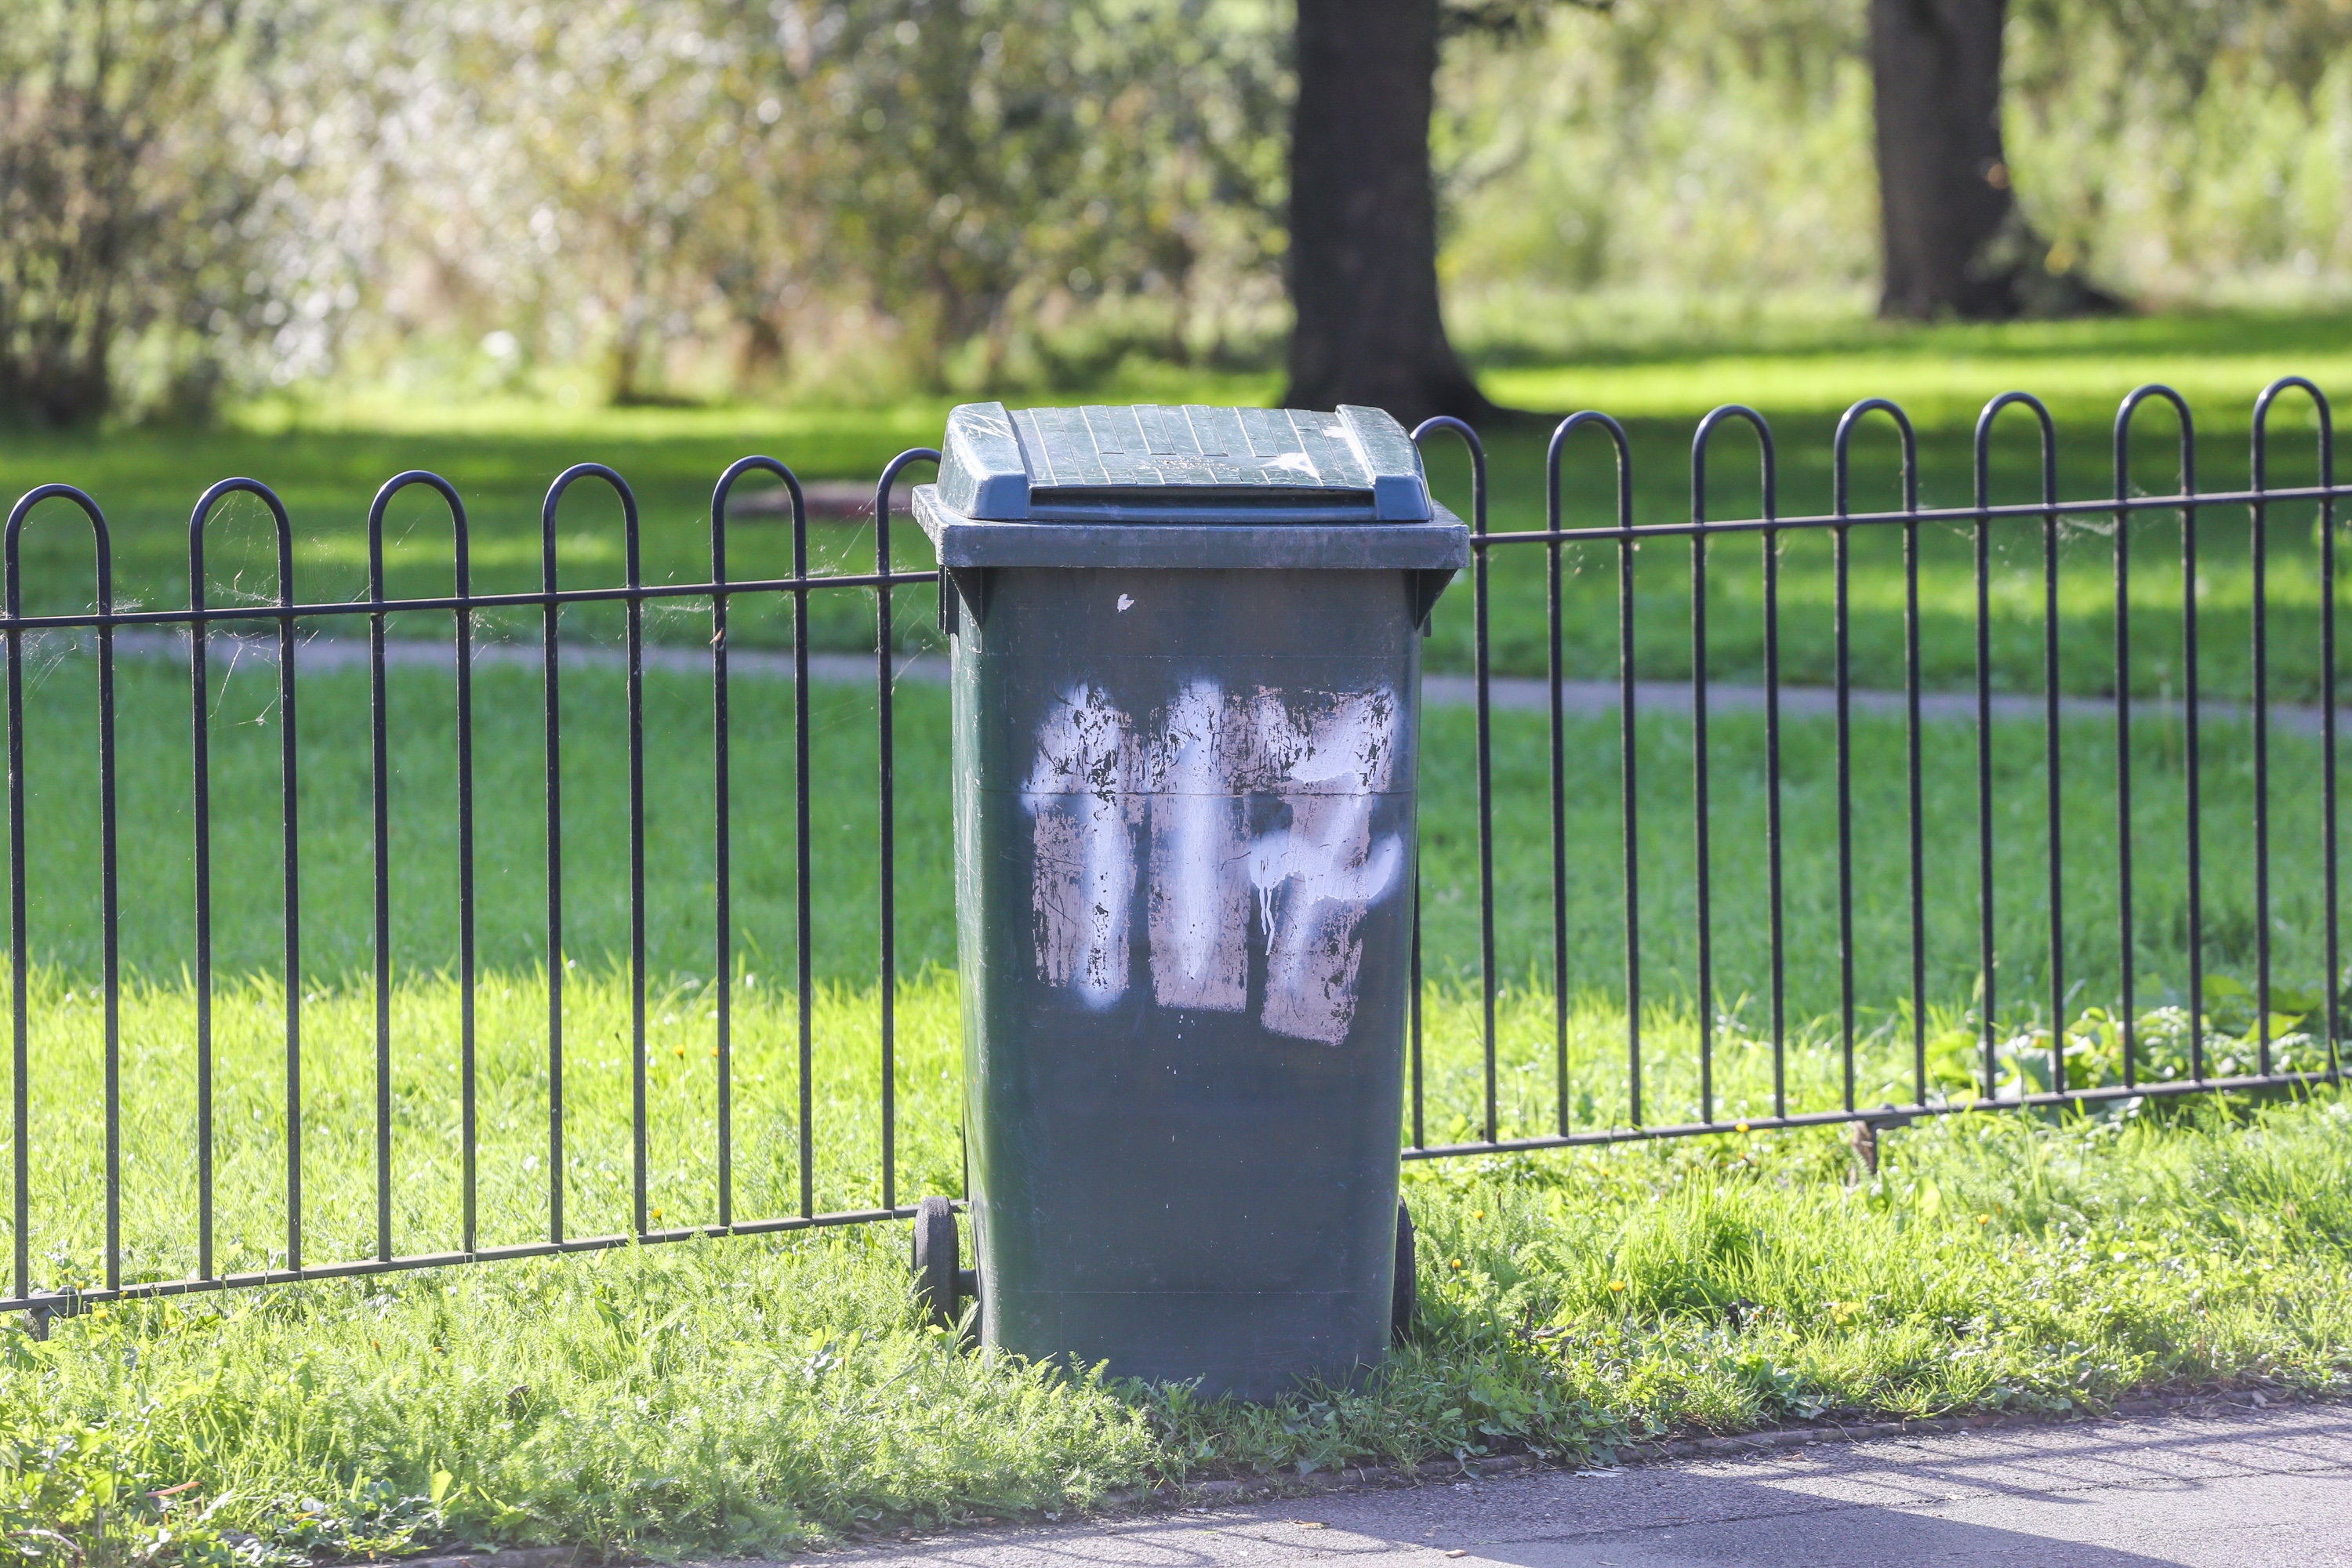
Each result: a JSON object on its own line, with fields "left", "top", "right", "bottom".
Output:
{"left": 7, "top": 1094, "right": 2350, "bottom": 1563}
{"left": 5, "top": 316, "right": 2350, "bottom": 1563}
{"left": 0, "top": 651, "right": 2330, "bottom": 1024}
{"left": 2, "top": 310, "right": 2349, "bottom": 699}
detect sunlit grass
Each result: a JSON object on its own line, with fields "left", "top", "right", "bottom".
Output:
{"left": 9, "top": 1091, "right": 2350, "bottom": 1563}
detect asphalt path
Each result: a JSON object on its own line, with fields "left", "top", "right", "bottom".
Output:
{"left": 811, "top": 1404, "right": 2352, "bottom": 1568}
{"left": 71, "top": 631, "right": 2352, "bottom": 735}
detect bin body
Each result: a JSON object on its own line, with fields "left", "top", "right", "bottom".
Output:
{"left": 917, "top": 402, "right": 1466, "bottom": 1400}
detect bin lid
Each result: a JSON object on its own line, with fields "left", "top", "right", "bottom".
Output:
{"left": 917, "top": 402, "right": 1468, "bottom": 572}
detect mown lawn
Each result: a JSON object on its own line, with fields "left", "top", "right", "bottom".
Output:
{"left": 7, "top": 1094, "right": 2349, "bottom": 1563}
{"left": 3, "top": 317, "right": 2349, "bottom": 1564}
{"left": 0, "top": 310, "right": 2347, "bottom": 697}
{"left": 0, "top": 656, "right": 2330, "bottom": 1039}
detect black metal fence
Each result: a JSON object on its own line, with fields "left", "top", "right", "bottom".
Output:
{"left": 3, "top": 379, "right": 2345, "bottom": 1326}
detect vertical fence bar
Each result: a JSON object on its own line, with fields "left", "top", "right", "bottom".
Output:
{"left": 539, "top": 466, "right": 638, "bottom": 1243}
{"left": 368, "top": 497, "right": 394, "bottom": 1262}
{"left": 2115, "top": 390, "right": 2195, "bottom": 1085}
{"left": 2027, "top": 404, "right": 2066, "bottom": 1090}
{"left": 453, "top": 504, "right": 476, "bottom": 1254}
{"left": 1613, "top": 444, "right": 1640, "bottom": 1133}
{"left": 1545, "top": 433, "right": 1570, "bottom": 1136}
{"left": 875, "top": 451, "right": 937, "bottom": 1213}
{"left": 96, "top": 520, "right": 118, "bottom": 1288}
{"left": 1972, "top": 456, "right": 1998, "bottom": 1098}
{"left": 710, "top": 459, "right": 798, "bottom": 1229}
{"left": 1832, "top": 403, "right": 1916, "bottom": 1109}
{"left": 1553, "top": 415, "right": 1636, "bottom": 1137}
{"left": 625, "top": 495, "right": 647, "bottom": 1239}
{"left": 535, "top": 467, "right": 636, "bottom": 1243}
{"left": 90, "top": 508, "right": 120, "bottom": 1290}
{"left": 2250, "top": 434, "right": 2272, "bottom": 1076}
{"left": 364, "top": 473, "right": 491, "bottom": 1258}
{"left": 2325, "top": 406, "right": 2345, "bottom": 1082}
{"left": 5, "top": 557, "right": 20, "bottom": 1309}
{"left": 1690, "top": 437, "right": 1713, "bottom": 1128}
{"left": 1905, "top": 454, "right": 1927, "bottom": 1106}
{"left": 1832, "top": 455, "right": 1857, "bottom": 1112}
{"left": 187, "top": 480, "right": 299, "bottom": 1272}
{"left": 713, "top": 494, "right": 733, "bottom": 1229}
{"left": 274, "top": 502, "right": 302, "bottom": 1273}
{"left": 2112, "top": 418, "right": 2136, "bottom": 1087}
{"left": 362, "top": 475, "right": 475, "bottom": 1259}
{"left": 189, "top": 517, "right": 214, "bottom": 1279}
{"left": 2252, "top": 379, "right": 2333, "bottom": 1079}
{"left": 2118, "top": 391, "right": 2195, "bottom": 1080}
{"left": 9, "top": 491, "right": 120, "bottom": 1298}
{"left": 1410, "top": 886, "right": 1425, "bottom": 1148}
{"left": 1761, "top": 485, "right": 1786, "bottom": 1119}
{"left": 1977, "top": 397, "right": 2062, "bottom": 1092}
{"left": 793, "top": 473, "right": 815, "bottom": 1216}
{"left": 2179, "top": 406, "right": 2205, "bottom": 1082}
{"left": 1411, "top": 419, "right": 1494, "bottom": 1142}
{"left": 541, "top": 485, "right": 566, "bottom": 1243}
{"left": 3, "top": 495, "right": 38, "bottom": 1307}
{"left": 1690, "top": 408, "right": 1771, "bottom": 1123}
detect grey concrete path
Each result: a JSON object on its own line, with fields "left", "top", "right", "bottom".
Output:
{"left": 61, "top": 630, "right": 2352, "bottom": 735}
{"left": 822, "top": 1404, "right": 2352, "bottom": 1568}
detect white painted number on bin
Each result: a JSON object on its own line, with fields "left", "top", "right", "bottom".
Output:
{"left": 1021, "top": 681, "right": 1403, "bottom": 1044}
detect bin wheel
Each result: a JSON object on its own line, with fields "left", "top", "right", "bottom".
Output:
{"left": 912, "top": 1196, "right": 960, "bottom": 1328}
{"left": 1392, "top": 1199, "right": 1416, "bottom": 1344}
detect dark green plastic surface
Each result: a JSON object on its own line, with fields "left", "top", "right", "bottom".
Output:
{"left": 921, "top": 403, "right": 1465, "bottom": 1402}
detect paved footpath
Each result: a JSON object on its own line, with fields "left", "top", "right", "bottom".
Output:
{"left": 817, "top": 1404, "right": 2352, "bottom": 1568}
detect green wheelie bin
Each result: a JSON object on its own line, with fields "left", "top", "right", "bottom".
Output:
{"left": 909, "top": 401, "right": 1467, "bottom": 1400}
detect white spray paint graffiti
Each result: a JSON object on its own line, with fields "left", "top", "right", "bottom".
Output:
{"left": 1247, "top": 689, "right": 1404, "bottom": 1044}
{"left": 1021, "top": 684, "right": 1139, "bottom": 1009}
{"left": 1022, "top": 679, "right": 1403, "bottom": 1044}
{"left": 1145, "top": 681, "right": 1251, "bottom": 1012}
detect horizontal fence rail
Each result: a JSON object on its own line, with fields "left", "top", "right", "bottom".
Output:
{"left": 2, "top": 379, "right": 2347, "bottom": 1327}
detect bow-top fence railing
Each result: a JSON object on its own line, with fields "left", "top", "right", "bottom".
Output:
{"left": 2, "top": 379, "right": 2343, "bottom": 1327}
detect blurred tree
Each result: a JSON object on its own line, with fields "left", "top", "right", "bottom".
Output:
{"left": 1283, "top": 0, "right": 1496, "bottom": 425}
{"left": 371, "top": 0, "right": 1287, "bottom": 402}
{"left": 1870, "top": 0, "right": 2009, "bottom": 318}
{"left": 1870, "top": 0, "right": 2116, "bottom": 318}
{"left": 0, "top": 0, "right": 310, "bottom": 425}
{"left": 1285, "top": 0, "right": 1609, "bottom": 424}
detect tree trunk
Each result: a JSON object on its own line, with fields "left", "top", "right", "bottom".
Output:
{"left": 1283, "top": 0, "right": 1496, "bottom": 426}
{"left": 1870, "top": 0, "right": 2019, "bottom": 320}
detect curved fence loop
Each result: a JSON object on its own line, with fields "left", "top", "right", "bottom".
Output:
{"left": 1691, "top": 404, "right": 1776, "bottom": 523}
{"left": 2252, "top": 378, "right": 2342, "bottom": 1083}
{"left": 361, "top": 471, "right": 472, "bottom": 1260}
{"left": 184, "top": 475, "right": 302, "bottom": 1279}
{"left": 5, "top": 485, "right": 113, "bottom": 619}
{"left": 1545, "top": 412, "right": 1636, "bottom": 1138}
{"left": 1969, "top": 394, "right": 2068, "bottom": 1100}
{"left": 871, "top": 448, "right": 940, "bottom": 1214}
{"left": 1688, "top": 405, "right": 1778, "bottom": 1116}
{"left": 1410, "top": 416, "right": 1497, "bottom": 1144}
{"left": 707, "top": 454, "right": 803, "bottom": 1230}
{"left": 1827, "top": 401, "right": 1924, "bottom": 1107}
{"left": 4, "top": 391, "right": 2350, "bottom": 1319}
{"left": 1971, "top": 392, "right": 2055, "bottom": 509}
{"left": 535, "top": 462, "right": 641, "bottom": 1242}
{"left": 2246, "top": 379, "right": 2338, "bottom": 1083}
{"left": 366, "top": 470, "right": 470, "bottom": 590}
{"left": 1835, "top": 397, "right": 1920, "bottom": 517}
{"left": 2, "top": 485, "right": 122, "bottom": 1312}
{"left": 2114, "top": 387, "right": 2201, "bottom": 1087}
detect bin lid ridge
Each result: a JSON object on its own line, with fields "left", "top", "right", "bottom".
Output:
{"left": 938, "top": 401, "right": 1432, "bottom": 524}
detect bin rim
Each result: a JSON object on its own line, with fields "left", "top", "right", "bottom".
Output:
{"left": 913, "top": 483, "right": 1469, "bottom": 572}
{"left": 938, "top": 401, "right": 1441, "bottom": 526}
